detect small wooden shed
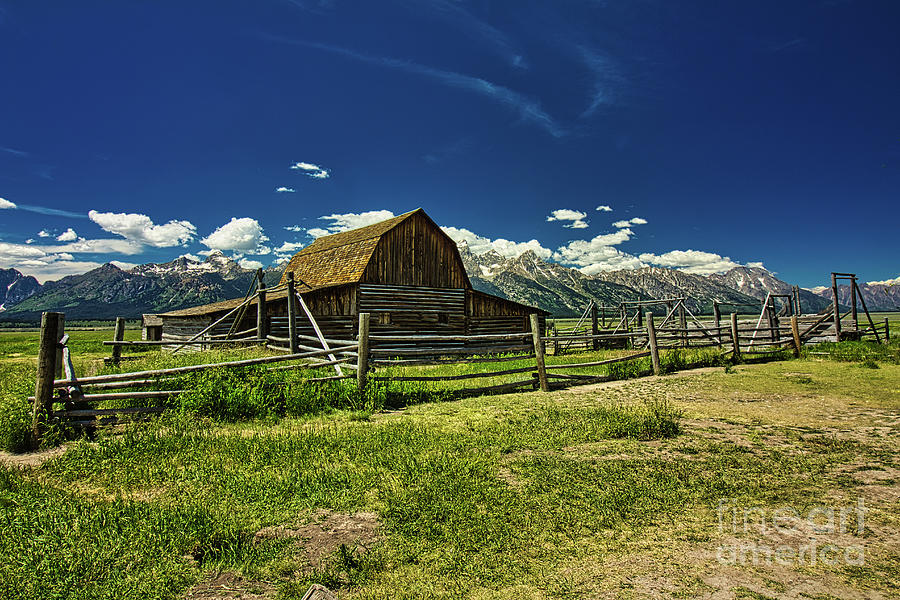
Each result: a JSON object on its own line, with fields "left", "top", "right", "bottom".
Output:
{"left": 155, "top": 209, "right": 546, "bottom": 345}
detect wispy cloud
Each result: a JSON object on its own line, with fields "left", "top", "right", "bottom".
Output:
{"left": 16, "top": 204, "right": 88, "bottom": 219}
{"left": 0, "top": 146, "right": 29, "bottom": 158}
{"left": 596, "top": 205, "right": 612, "bottom": 212}
{"left": 260, "top": 34, "right": 565, "bottom": 137}
{"left": 275, "top": 186, "right": 296, "bottom": 193}
{"left": 423, "top": 0, "right": 527, "bottom": 69}
{"left": 290, "top": 161, "right": 330, "bottom": 179}
{"left": 0, "top": 197, "right": 15, "bottom": 209}
{"left": 768, "top": 38, "right": 806, "bottom": 53}
{"left": 578, "top": 45, "right": 623, "bottom": 118}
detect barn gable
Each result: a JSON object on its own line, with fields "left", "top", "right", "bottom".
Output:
{"left": 279, "top": 209, "right": 470, "bottom": 290}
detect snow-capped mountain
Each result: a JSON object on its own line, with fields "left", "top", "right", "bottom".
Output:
{"left": 0, "top": 268, "right": 42, "bottom": 312}
{"left": 0, "top": 253, "right": 283, "bottom": 321}
{"left": 709, "top": 266, "right": 832, "bottom": 313}
{"left": 459, "top": 245, "right": 760, "bottom": 316}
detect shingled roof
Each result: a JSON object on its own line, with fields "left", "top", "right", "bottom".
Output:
{"left": 278, "top": 209, "right": 421, "bottom": 288}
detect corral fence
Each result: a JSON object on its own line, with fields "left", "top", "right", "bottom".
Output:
{"left": 29, "top": 300, "right": 891, "bottom": 443}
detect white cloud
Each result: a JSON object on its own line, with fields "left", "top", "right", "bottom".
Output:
{"left": 290, "top": 161, "right": 330, "bottom": 179}
{"left": 638, "top": 249, "right": 741, "bottom": 275}
{"left": 238, "top": 258, "right": 264, "bottom": 269}
{"left": 576, "top": 249, "right": 646, "bottom": 274}
{"left": 201, "top": 217, "right": 271, "bottom": 255}
{"left": 274, "top": 241, "right": 306, "bottom": 257}
{"left": 553, "top": 228, "right": 640, "bottom": 273}
{"left": 746, "top": 262, "right": 766, "bottom": 269}
{"left": 0, "top": 197, "right": 16, "bottom": 209}
{"left": 51, "top": 238, "right": 144, "bottom": 255}
{"left": 596, "top": 205, "right": 612, "bottom": 212}
{"left": 0, "top": 241, "right": 112, "bottom": 283}
{"left": 306, "top": 228, "right": 331, "bottom": 238}
{"left": 25, "top": 239, "right": 34, "bottom": 244}
{"left": 88, "top": 210, "right": 196, "bottom": 247}
{"left": 441, "top": 226, "right": 553, "bottom": 259}
{"left": 37, "top": 230, "right": 51, "bottom": 237}
{"left": 110, "top": 260, "right": 138, "bottom": 270}
{"left": 547, "top": 209, "right": 588, "bottom": 229}
{"left": 56, "top": 228, "right": 78, "bottom": 242}
{"left": 275, "top": 186, "right": 296, "bottom": 193}
{"left": 867, "top": 275, "right": 900, "bottom": 286}
{"left": 308, "top": 210, "right": 396, "bottom": 237}
{"left": 613, "top": 217, "right": 647, "bottom": 228}
{"left": 179, "top": 253, "right": 202, "bottom": 262}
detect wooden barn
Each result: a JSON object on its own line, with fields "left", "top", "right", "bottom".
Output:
{"left": 153, "top": 209, "right": 547, "bottom": 348}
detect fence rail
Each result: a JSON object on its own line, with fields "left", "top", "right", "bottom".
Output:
{"left": 27, "top": 305, "right": 891, "bottom": 443}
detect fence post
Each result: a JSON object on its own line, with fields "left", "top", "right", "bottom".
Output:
{"left": 256, "top": 280, "right": 267, "bottom": 344}
{"left": 530, "top": 314, "right": 550, "bottom": 392}
{"left": 646, "top": 312, "right": 660, "bottom": 376}
{"left": 287, "top": 272, "right": 298, "bottom": 354}
{"left": 790, "top": 315, "right": 802, "bottom": 358}
{"left": 32, "top": 311, "right": 63, "bottom": 445}
{"left": 730, "top": 313, "right": 741, "bottom": 361}
{"left": 591, "top": 302, "right": 599, "bottom": 351}
{"left": 111, "top": 316, "right": 125, "bottom": 365}
{"left": 885, "top": 318, "right": 890, "bottom": 344}
{"left": 678, "top": 302, "right": 687, "bottom": 347}
{"left": 831, "top": 273, "right": 841, "bottom": 342}
{"left": 357, "top": 312, "right": 370, "bottom": 393}
{"left": 54, "top": 313, "right": 65, "bottom": 378}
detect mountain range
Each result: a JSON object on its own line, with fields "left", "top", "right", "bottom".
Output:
{"left": 3, "top": 246, "right": 886, "bottom": 322}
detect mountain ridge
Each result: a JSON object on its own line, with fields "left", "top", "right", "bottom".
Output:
{"left": 1, "top": 247, "right": 894, "bottom": 321}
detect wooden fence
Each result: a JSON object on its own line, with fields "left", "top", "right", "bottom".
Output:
{"left": 30, "top": 305, "right": 891, "bottom": 443}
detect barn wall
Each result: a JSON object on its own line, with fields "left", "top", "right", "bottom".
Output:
{"left": 362, "top": 212, "right": 468, "bottom": 288}
{"left": 359, "top": 284, "right": 466, "bottom": 336}
{"left": 466, "top": 290, "right": 545, "bottom": 335}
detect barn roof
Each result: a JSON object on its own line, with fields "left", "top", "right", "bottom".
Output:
{"left": 279, "top": 208, "right": 438, "bottom": 289}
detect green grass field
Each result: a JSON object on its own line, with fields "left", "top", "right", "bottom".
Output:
{"left": 1, "top": 327, "right": 898, "bottom": 598}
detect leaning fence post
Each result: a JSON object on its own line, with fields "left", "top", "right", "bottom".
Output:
{"left": 591, "top": 302, "right": 599, "bottom": 351}
{"left": 530, "top": 314, "right": 550, "bottom": 392}
{"left": 286, "top": 272, "right": 298, "bottom": 353}
{"left": 357, "top": 312, "right": 370, "bottom": 393}
{"left": 730, "top": 313, "right": 741, "bottom": 361}
{"left": 32, "top": 311, "right": 63, "bottom": 445}
{"left": 256, "top": 280, "right": 267, "bottom": 344}
{"left": 713, "top": 301, "right": 722, "bottom": 345}
{"left": 790, "top": 315, "right": 802, "bottom": 358}
{"left": 646, "top": 312, "right": 660, "bottom": 376}
{"left": 885, "top": 318, "right": 890, "bottom": 344}
{"left": 54, "top": 313, "right": 65, "bottom": 379}
{"left": 111, "top": 316, "right": 125, "bottom": 365}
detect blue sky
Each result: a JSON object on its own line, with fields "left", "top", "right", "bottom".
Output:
{"left": 1, "top": 1, "right": 898, "bottom": 286}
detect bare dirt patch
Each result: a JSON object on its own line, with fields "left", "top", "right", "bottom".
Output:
{"left": 254, "top": 509, "right": 381, "bottom": 570}
{"left": 184, "top": 572, "right": 277, "bottom": 600}
{"left": 0, "top": 445, "right": 67, "bottom": 469}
